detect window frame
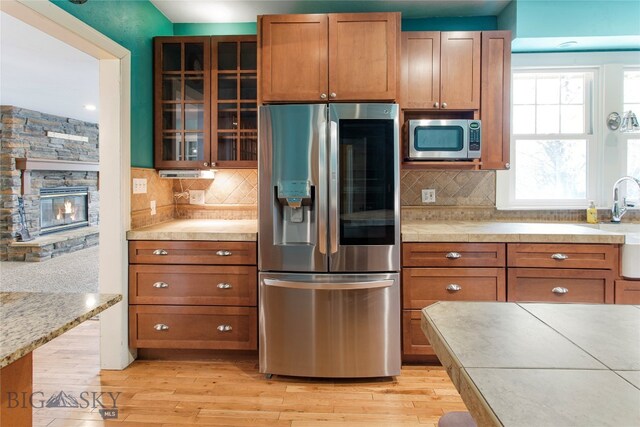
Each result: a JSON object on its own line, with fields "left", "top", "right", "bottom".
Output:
{"left": 496, "top": 52, "right": 640, "bottom": 211}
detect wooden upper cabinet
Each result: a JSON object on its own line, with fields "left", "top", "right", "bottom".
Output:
{"left": 480, "top": 31, "right": 511, "bottom": 170}
{"left": 328, "top": 13, "right": 399, "bottom": 102}
{"left": 401, "top": 32, "right": 440, "bottom": 109}
{"left": 260, "top": 12, "right": 399, "bottom": 103}
{"left": 401, "top": 31, "right": 480, "bottom": 110}
{"left": 260, "top": 14, "right": 329, "bottom": 102}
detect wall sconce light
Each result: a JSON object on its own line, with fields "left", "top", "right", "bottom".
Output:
{"left": 608, "top": 111, "right": 640, "bottom": 133}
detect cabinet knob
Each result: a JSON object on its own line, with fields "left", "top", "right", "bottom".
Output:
{"left": 152, "top": 282, "right": 169, "bottom": 289}
{"left": 446, "top": 284, "right": 462, "bottom": 292}
{"left": 320, "top": 93, "right": 327, "bottom": 99}
{"left": 330, "top": 92, "right": 337, "bottom": 99}
{"left": 217, "top": 324, "right": 233, "bottom": 332}
{"left": 445, "top": 252, "right": 462, "bottom": 259}
{"left": 441, "top": 102, "right": 447, "bottom": 109}
{"left": 552, "top": 286, "right": 569, "bottom": 295}
{"left": 434, "top": 102, "right": 439, "bottom": 108}
{"left": 217, "top": 283, "right": 232, "bottom": 289}
{"left": 204, "top": 162, "right": 208, "bottom": 167}
{"left": 216, "top": 250, "right": 232, "bottom": 257}
{"left": 152, "top": 249, "right": 168, "bottom": 256}
{"left": 551, "top": 253, "right": 569, "bottom": 260}
{"left": 153, "top": 324, "right": 169, "bottom": 331}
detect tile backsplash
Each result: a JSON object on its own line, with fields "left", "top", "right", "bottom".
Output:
{"left": 130, "top": 168, "right": 175, "bottom": 229}
{"left": 173, "top": 169, "right": 258, "bottom": 205}
{"left": 401, "top": 170, "right": 495, "bottom": 206}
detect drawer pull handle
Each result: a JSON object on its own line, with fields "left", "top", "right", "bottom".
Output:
{"left": 445, "top": 252, "right": 462, "bottom": 259}
{"left": 217, "top": 283, "right": 232, "bottom": 289}
{"left": 152, "top": 282, "right": 169, "bottom": 289}
{"left": 152, "top": 249, "right": 168, "bottom": 256}
{"left": 216, "top": 250, "right": 232, "bottom": 257}
{"left": 153, "top": 323, "right": 169, "bottom": 331}
{"left": 552, "top": 287, "right": 569, "bottom": 295}
{"left": 446, "top": 284, "right": 462, "bottom": 292}
{"left": 217, "top": 324, "right": 233, "bottom": 332}
{"left": 551, "top": 253, "right": 569, "bottom": 260}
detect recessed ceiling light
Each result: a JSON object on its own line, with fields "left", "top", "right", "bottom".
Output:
{"left": 558, "top": 41, "right": 578, "bottom": 48}
{"left": 84, "top": 104, "right": 97, "bottom": 111}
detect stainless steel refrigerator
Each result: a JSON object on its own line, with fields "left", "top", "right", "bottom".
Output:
{"left": 258, "top": 103, "right": 400, "bottom": 378}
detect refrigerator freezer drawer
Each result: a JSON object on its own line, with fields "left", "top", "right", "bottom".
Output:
{"left": 259, "top": 272, "right": 401, "bottom": 378}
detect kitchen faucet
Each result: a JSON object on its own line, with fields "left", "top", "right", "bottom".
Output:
{"left": 611, "top": 176, "right": 640, "bottom": 222}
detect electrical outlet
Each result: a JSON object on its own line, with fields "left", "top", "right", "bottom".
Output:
{"left": 150, "top": 200, "right": 156, "bottom": 215}
{"left": 132, "top": 178, "right": 147, "bottom": 194}
{"left": 189, "top": 190, "right": 205, "bottom": 205}
{"left": 422, "top": 189, "right": 436, "bottom": 203}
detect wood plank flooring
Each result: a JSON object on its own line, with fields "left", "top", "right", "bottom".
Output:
{"left": 32, "top": 320, "right": 466, "bottom": 426}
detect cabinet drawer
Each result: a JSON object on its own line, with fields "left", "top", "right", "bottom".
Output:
{"left": 403, "top": 268, "right": 506, "bottom": 309}
{"left": 129, "top": 241, "right": 256, "bottom": 265}
{"left": 507, "top": 243, "right": 617, "bottom": 270}
{"left": 129, "top": 305, "right": 257, "bottom": 350}
{"left": 129, "top": 265, "right": 257, "bottom": 306}
{"left": 403, "top": 243, "right": 505, "bottom": 267}
{"left": 402, "top": 310, "right": 435, "bottom": 356}
{"left": 615, "top": 280, "right": 640, "bottom": 304}
{"left": 507, "top": 268, "right": 614, "bottom": 304}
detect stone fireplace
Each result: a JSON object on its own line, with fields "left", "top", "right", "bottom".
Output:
{"left": 0, "top": 106, "right": 100, "bottom": 261}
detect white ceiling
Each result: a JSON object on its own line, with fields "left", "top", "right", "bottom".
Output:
{"left": 150, "top": 0, "right": 511, "bottom": 23}
{"left": 0, "top": 11, "right": 99, "bottom": 124}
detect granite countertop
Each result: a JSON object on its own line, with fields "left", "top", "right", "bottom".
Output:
{"left": 402, "top": 221, "right": 626, "bottom": 244}
{"left": 126, "top": 219, "right": 258, "bottom": 241}
{"left": 126, "top": 219, "right": 626, "bottom": 244}
{"left": 421, "top": 302, "right": 640, "bottom": 426}
{"left": 0, "top": 292, "right": 122, "bottom": 368}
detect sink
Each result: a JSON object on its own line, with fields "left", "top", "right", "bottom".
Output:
{"left": 588, "top": 223, "right": 640, "bottom": 279}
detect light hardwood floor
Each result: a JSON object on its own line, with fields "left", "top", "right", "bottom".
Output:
{"left": 32, "top": 320, "right": 466, "bottom": 426}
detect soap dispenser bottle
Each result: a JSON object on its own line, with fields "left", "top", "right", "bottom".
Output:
{"left": 586, "top": 200, "right": 598, "bottom": 224}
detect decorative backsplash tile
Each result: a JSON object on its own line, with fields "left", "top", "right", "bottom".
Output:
{"left": 173, "top": 169, "right": 258, "bottom": 205}
{"left": 401, "top": 170, "right": 495, "bottom": 206}
{"left": 130, "top": 168, "right": 174, "bottom": 229}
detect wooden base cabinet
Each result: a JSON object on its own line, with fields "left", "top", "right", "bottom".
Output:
{"left": 614, "top": 280, "right": 640, "bottom": 304}
{"left": 401, "top": 243, "right": 506, "bottom": 360}
{"left": 128, "top": 240, "right": 257, "bottom": 351}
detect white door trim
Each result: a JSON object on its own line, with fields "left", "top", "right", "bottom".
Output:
{"left": 1, "top": 0, "right": 134, "bottom": 369}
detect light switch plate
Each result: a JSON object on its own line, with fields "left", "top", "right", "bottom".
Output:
{"left": 150, "top": 200, "right": 156, "bottom": 215}
{"left": 189, "top": 190, "right": 205, "bottom": 205}
{"left": 422, "top": 189, "right": 436, "bottom": 203}
{"left": 132, "top": 178, "right": 147, "bottom": 194}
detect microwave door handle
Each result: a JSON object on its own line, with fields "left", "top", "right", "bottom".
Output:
{"left": 318, "top": 118, "right": 328, "bottom": 255}
{"left": 329, "top": 120, "right": 339, "bottom": 255}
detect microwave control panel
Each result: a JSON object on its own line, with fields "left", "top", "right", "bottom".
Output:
{"left": 469, "top": 121, "right": 481, "bottom": 153}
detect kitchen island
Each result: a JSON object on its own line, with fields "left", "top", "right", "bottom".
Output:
{"left": 0, "top": 292, "right": 122, "bottom": 426}
{"left": 421, "top": 301, "right": 640, "bottom": 426}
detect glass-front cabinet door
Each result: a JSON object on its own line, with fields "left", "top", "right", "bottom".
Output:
{"left": 212, "top": 36, "right": 258, "bottom": 167}
{"left": 154, "top": 37, "right": 211, "bottom": 169}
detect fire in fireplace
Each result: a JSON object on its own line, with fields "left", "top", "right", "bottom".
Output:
{"left": 40, "top": 187, "right": 89, "bottom": 234}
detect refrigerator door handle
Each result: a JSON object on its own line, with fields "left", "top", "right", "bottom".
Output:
{"left": 329, "top": 120, "right": 339, "bottom": 255}
{"left": 318, "top": 116, "right": 328, "bottom": 255}
{"left": 263, "top": 278, "right": 393, "bottom": 290}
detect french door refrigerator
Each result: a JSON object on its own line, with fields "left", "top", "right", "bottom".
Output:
{"left": 258, "top": 103, "right": 400, "bottom": 378}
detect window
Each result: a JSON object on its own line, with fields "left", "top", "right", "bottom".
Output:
{"left": 508, "top": 69, "right": 595, "bottom": 206}
{"left": 624, "top": 69, "right": 640, "bottom": 180}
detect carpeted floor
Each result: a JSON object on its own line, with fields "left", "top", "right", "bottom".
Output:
{"left": 0, "top": 245, "right": 99, "bottom": 293}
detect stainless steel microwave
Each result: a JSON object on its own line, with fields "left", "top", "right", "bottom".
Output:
{"left": 407, "top": 119, "right": 481, "bottom": 160}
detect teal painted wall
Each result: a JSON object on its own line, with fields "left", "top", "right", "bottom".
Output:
{"left": 401, "top": 16, "right": 497, "bottom": 31}
{"left": 51, "top": 0, "right": 173, "bottom": 168}
{"left": 516, "top": 0, "right": 639, "bottom": 38}
{"left": 174, "top": 23, "right": 257, "bottom": 36}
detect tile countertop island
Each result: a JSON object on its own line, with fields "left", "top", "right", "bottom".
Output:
{"left": 421, "top": 302, "right": 640, "bottom": 427}
{"left": 0, "top": 292, "right": 122, "bottom": 426}
{"left": 126, "top": 219, "right": 626, "bottom": 244}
